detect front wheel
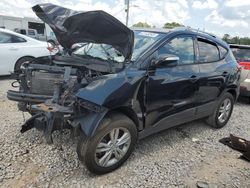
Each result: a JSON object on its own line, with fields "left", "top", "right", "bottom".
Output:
{"left": 206, "top": 92, "right": 234, "bottom": 128}
{"left": 77, "top": 113, "right": 137, "bottom": 174}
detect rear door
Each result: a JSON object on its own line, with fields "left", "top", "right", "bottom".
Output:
{"left": 145, "top": 34, "right": 200, "bottom": 128}
{"left": 196, "top": 37, "right": 229, "bottom": 116}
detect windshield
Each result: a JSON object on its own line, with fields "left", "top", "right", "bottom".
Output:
{"left": 73, "top": 43, "right": 125, "bottom": 63}
{"left": 231, "top": 47, "right": 250, "bottom": 61}
{"left": 72, "top": 30, "right": 165, "bottom": 63}
{"left": 132, "top": 31, "right": 165, "bottom": 61}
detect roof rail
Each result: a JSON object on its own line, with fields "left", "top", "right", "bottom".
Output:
{"left": 185, "top": 27, "right": 217, "bottom": 38}
{"left": 174, "top": 26, "right": 217, "bottom": 38}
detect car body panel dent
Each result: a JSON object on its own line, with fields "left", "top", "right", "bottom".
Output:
{"left": 76, "top": 70, "right": 147, "bottom": 109}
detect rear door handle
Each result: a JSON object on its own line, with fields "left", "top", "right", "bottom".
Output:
{"left": 222, "top": 71, "right": 228, "bottom": 77}
{"left": 9, "top": 47, "right": 18, "bottom": 50}
{"left": 189, "top": 75, "right": 198, "bottom": 83}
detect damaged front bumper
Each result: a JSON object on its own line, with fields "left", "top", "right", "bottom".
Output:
{"left": 21, "top": 100, "right": 73, "bottom": 144}
{"left": 7, "top": 90, "right": 52, "bottom": 103}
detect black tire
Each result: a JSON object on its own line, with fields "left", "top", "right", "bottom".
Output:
{"left": 15, "top": 57, "right": 34, "bottom": 72}
{"left": 77, "top": 113, "right": 137, "bottom": 174}
{"left": 206, "top": 92, "right": 234, "bottom": 128}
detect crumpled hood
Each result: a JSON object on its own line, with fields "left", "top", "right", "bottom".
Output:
{"left": 32, "top": 3, "right": 134, "bottom": 60}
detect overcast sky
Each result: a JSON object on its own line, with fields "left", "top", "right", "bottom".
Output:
{"left": 0, "top": 0, "right": 249, "bottom": 37}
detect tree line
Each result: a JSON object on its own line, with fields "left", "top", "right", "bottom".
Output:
{"left": 222, "top": 34, "right": 250, "bottom": 45}
{"left": 132, "top": 22, "right": 250, "bottom": 45}
{"left": 132, "top": 22, "right": 183, "bottom": 29}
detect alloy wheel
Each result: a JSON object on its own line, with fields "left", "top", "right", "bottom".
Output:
{"left": 218, "top": 98, "right": 232, "bottom": 124}
{"left": 94, "top": 127, "right": 131, "bottom": 167}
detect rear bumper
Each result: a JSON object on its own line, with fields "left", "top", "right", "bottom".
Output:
{"left": 7, "top": 90, "right": 52, "bottom": 103}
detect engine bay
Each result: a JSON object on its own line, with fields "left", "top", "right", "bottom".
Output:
{"left": 7, "top": 55, "right": 106, "bottom": 113}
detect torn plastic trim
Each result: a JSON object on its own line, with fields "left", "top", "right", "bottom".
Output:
{"left": 77, "top": 98, "right": 106, "bottom": 113}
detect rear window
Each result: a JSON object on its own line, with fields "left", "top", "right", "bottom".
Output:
{"left": 230, "top": 47, "right": 250, "bottom": 61}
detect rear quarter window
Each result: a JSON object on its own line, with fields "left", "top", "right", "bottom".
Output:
{"left": 218, "top": 45, "right": 228, "bottom": 59}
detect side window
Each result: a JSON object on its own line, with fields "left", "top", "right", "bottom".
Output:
{"left": 0, "top": 32, "right": 26, "bottom": 43}
{"left": 197, "top": 38, "right": 220, "bottom": 63}
{"left": 0, "top": 32, "right": 12, "bottom": 43}
{"left": 12, "top": 35, "right": 26, "bottom": 43}
{"left": 157, "top": 36, "right": 195, "bottom": 65}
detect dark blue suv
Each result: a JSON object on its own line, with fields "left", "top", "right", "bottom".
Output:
{"left": 7, "top": 4, "right": 241, "bottom": 174}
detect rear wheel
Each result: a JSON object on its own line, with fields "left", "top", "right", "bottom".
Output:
{"left": 15, "top": 57, "right": 34, "bottom": 72}
{"left": 77, "top": 113, "right": 137, "bottom": 174}
{"left": 206, "top": 92, "right": 234, "bottom": 128}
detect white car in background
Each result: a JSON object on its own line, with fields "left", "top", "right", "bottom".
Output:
{"left": 0, "top": 28, "right": 54, "bottom": 75}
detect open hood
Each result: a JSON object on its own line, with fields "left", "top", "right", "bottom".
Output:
{"left": 32, "top": 3, "right": 134, "bottom": 60}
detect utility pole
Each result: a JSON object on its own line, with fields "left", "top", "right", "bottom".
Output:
{"left": 125, "top": 0, "right": 130, "bottom": 26}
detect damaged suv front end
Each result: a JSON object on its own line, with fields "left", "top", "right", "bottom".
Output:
{"left": 7, "top": 3, "right": 141, "bottom": 143}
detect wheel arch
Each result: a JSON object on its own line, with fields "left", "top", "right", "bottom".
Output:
{"left": 77, "top": 106, "right": 141, "bottom": 138}
{"left": 108, "top": 106, "right": 140, "bottom": 131}
{"left": 14, "top": 56, "right": 35, "bottom": 71}
{"left": 226, "top": 88, "right": 237, "bottom": 102}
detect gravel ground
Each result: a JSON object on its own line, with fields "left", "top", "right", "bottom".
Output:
{"left": 0, "top": 79, "right": 250, "bottom": 188}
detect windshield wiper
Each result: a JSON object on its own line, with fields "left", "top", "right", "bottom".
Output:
{"left": 100, "top": 45, "right": 114, "bottom": 61}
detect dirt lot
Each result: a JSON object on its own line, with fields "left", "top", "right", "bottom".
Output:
{"left": 0, "top": 79, "right": 250, "bottom": 188}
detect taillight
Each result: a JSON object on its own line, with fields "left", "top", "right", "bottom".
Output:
{"left": 47, "top": 46, "right": 54, "bottom": 52}
{"left": 239, "top": 62, "right": 250, "bottom": 70}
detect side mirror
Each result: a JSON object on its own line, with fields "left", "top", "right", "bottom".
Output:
{"left": 152, "top": 54, "right": 179, "bottom": 68}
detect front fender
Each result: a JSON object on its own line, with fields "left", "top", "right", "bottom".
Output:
{"left": 73, "top": 70, "right": 146, "bottom": 137}
{"left": 75, "top": 70, "right": 146, "bottom": 109}
{"left": 71, "top": 110, "right": 108, "bottom": 137}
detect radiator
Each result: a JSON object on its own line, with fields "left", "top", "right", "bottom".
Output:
{"left": 30, "top": 71, "right": 64, "bottom": 95}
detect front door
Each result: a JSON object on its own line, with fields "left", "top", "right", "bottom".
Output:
{"left": 145, "top": 35, "right": 200, "bottom": 128}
